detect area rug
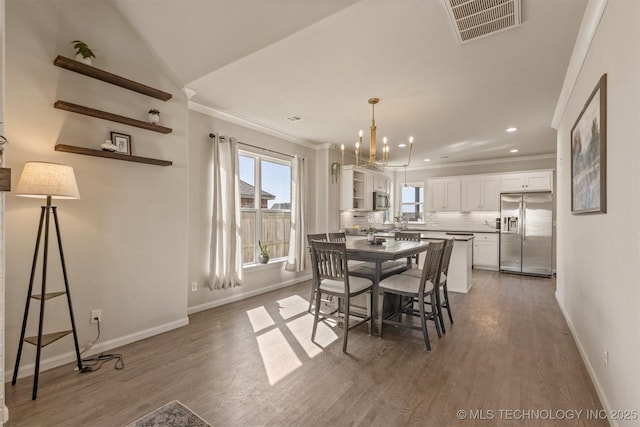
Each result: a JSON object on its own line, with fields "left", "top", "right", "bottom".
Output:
{"left": 127, "top": 400, "right": 211, "bottom": 427}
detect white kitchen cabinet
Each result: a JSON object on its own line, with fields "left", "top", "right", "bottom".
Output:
{"left": 373, "top": 174, "right": 389, "bottom": 193}
{"left": 461, "top": 175, "right": 500, "bottom": 212}
{"left": 340, "top": 165, "right": 380, "bottom": 210}
{"left": 481, "top": 176, "right": 500, "bottom": 210}
{"left": 473, "top": 233, "right": 499, "bottom": 270}
{"left": 501, "top": 171, "right": 553, "bottom": 192}
{"left": 340, "top": 166, "right": 368, "bottom": 210}
{"left": 460, "top": 178, "right": 481, "bottom": 212}
{"left": 428, "top": 178, "right": 460, "bottom": 211}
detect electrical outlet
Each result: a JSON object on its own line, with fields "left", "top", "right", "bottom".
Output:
{"left": 603, "top": 349, "right": 608, "bottom": 367}
{"left": 91, "top": 309, "right": 102, "bottom": 324}
{"left": 191, "top": 281, "right": 198, "bottom": 292}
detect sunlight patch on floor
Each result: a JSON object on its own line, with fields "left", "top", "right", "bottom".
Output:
{"left": 287, "top": 314, "right": 338, "bottom": 358}
{"left": 246, "top": 306, "right": 275, "bottom": 333}
{"left": 256, "top": 328, "right": 303, "bottom": 385}
{"left": 276, "top": 295, "right": 308, "bottom": 320}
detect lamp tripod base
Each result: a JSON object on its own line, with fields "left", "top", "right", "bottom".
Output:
{"left": 11, "top": 201, "right": 82, "bottom": 400}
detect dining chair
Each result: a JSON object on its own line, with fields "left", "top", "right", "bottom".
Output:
{"left": 328, "top": 232, "right": 346, "bottom": 242}
{"left": 438, "top": 238, "right": 455, "bottom": 327}
{"left": 394, "top": 231, "right": 422, "bottom": 267}
{"left": 377, "top": 240, "right": 445, "bottom": 351}
{"left": 309, "top": 240, "right": 373, "bottom": 352}
{"left": 402, "top": 238, "right": 454, "bottom": 332}
{"left": 307, "top": 233, "right": 329, "bottom": 313}
{"left": 328, "top": 231, "right": 372, "bottom": 273}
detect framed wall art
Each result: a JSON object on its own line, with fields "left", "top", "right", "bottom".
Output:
{"left": 111, "top": 131, "right": 132, "bottom": 155}
{"left": 571, "top": 74, "right": 607, "bottom": 214}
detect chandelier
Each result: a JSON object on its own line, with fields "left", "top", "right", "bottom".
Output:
{"left": 340, "top": 98, "right": 413, "bottom": 171}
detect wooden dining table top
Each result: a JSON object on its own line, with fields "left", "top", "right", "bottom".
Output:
{"left": 345, "top": 238, "right": 431, "bottom": 261}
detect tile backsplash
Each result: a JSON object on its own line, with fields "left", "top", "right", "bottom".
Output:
{"left": 340, "top": 210, "right": 500, "bottom": 232}
{"left": 422, "top": 211, "right": 500, "bottom": 231}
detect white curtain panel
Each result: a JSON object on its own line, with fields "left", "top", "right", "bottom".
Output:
{"left": 209, "top": 134, "right": 243, "bottom": 289}
{"left": 286, "top": 156, "right": 308, "bottom": 272}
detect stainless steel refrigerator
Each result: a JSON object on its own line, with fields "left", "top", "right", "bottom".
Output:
{"left": 500, "top": 192, "right": 553, "bottom": 277}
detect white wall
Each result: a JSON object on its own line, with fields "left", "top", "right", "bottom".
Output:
{"left": 555, "top": 1, "right": 640, "bottom": 425}
{"left": 4, "top": 0, "right": 189, "bottom": 379}
{"left": 187, "top": 108, "right": 319, "bottom": 312}
{"left": 0, "top": 0, "right": 5, "bottom": 417}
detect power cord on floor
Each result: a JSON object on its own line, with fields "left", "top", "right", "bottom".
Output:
{"left": 79, "top": 318, "right": 125, "bottom": 373}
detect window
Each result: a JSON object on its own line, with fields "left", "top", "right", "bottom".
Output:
{"left": 239, "top": 152, "right": 292, "bottom": 265}
{"left": 400, "top": 184, "right": 424, "bottom": 222}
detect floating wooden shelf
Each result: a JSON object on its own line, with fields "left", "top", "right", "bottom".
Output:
{"left": 24, "top": 331, "right": 72, "bottom": 348}
{"left": 55, "top": 144, "right": 172, "bottom": 166}
{"left": 54, "top": 55, "right": 172, "bottom": 101}
{"left": 54, "top": 101, "right": 173, "bottom": 134}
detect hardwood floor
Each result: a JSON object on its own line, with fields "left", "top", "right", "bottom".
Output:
{"left": 5, "top": 271, "right": 606, "bottom": 426}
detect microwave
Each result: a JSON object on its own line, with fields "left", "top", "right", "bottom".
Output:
{"left": 373, "top": 191, "right": 390, "bottom": 211}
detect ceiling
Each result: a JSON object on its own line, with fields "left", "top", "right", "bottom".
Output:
{"left": 112, "top": 0, "right": 587, "bottom": 168}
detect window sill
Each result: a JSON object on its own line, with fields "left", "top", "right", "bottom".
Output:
{"left": 243, "top": 258, "right": 287, "bottom": 271}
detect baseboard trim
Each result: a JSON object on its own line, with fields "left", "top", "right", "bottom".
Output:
{"left": 555, "top": 291, "right": 616, "bottom": 427}
{"left": 188, "top": 274, "right": 313, "bottom": 315}
{"left": 5, "top": 317, "right": 190, "bottom": 383}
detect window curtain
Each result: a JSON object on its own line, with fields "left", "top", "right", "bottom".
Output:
{"left": 209, "top": 133, "right": 243, "bottom": 289}
{"left": 285, "top": 156, "right": 308, "bottom": 272}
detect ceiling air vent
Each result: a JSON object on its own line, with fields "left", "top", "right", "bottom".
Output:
{"left": 287, "top": 115, "right": 304, "bottom": 122}
{"left": 443, "top": 0, "right": 522, "bottom": 44}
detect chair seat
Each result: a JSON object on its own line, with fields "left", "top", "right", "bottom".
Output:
{"left": 401, "top": 268, "right": 422, "bottom": 278}
{"left": 351, "top": 260, "right": 406, "bottom": 274}
{"left": 320, "top": 275, "right": 373, "bottom": 294}
{"left": 379, "top": 274, "right": 435, "bottom": 296}
{"left": 403, "top": 269, "right": 446, "bottom": 284}
{"left": 440, "top": 272, "right": 447, "bottom": 285}
{"left": 347, "top": 260, "right": 368, "bottom": 269}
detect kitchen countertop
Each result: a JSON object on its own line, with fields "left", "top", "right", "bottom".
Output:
{"left": 373, "top": 232, "right": 475, "bottom": 242}
{"left": 346, "top": 227, "right": 499, "bottom": 236}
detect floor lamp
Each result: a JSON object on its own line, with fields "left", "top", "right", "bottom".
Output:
{"left": 12, "top": 161, "right": 83, "bottom": 400}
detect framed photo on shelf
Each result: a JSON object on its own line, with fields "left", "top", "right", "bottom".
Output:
{"left": 570, "top": 74, "right": 607, "bottom": 214}
{"left": 111, "top": 132, "right": 132, "bottom": 155}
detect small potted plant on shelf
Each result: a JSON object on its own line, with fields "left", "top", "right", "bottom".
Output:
{"left": 258, "top": 240, "right": 269, "bottom": 264}
{"left": 70, "top": 40, "right": 96, "bottom": 65}
{"left": 148, "top": 109, "right": 160, "bottom": 124}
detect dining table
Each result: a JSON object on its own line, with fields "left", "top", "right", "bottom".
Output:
{"left": 345, "top": 238, "right": 432, "bottom": 335}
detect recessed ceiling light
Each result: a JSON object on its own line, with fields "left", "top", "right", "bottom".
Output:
{"left": 424, "top": 158, "right": 431, "bottom": 162}
{"left": 506, "top": 127, "right": 518, "bottom": 133}
{"left": 510, "top": 149, "right": 519, "bottom": 153}
{"left": 287, "top": 115, "right": 303, "bottom": 122}
{"left": 398, "top": 143, "right": 407, "bottom": 148}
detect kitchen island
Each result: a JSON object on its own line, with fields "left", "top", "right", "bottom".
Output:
{"left": 371, "top": 231, "right": 474, "bottom": 293}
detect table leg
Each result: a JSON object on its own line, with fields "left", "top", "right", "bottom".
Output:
{"left": 373, "top": 260, "right": 383, "bottom": 336}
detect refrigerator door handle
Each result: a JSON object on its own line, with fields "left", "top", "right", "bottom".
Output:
{"left": 522, "top": 200, "right": 526, "bottom": 242}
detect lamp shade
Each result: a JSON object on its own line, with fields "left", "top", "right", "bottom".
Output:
{"left": 15, "top": 162, "right": 80, "bottom": 199}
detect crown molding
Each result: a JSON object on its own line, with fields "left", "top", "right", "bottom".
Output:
{"left": 551, "top": 0, "right": 608, "bottom": 129}
{"left": 391, "top": 153, "right": 557, "bottom": 171}
{"left": 189, "top": 101, "right": 317, "bottom": 150}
